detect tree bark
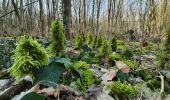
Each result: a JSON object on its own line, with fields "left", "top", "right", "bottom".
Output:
{"left": 62, "top": 0, "right": 72, "bottom": 39}
{"left": 83, "top": 0, "right": 86, "bottom": 34}
{"left": 38, "top": 0, "right": 45, "bottom": 36}
{"left": 96, "top": 0, "right": 101, "bottom": 35}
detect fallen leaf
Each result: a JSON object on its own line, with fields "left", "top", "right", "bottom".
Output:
{"left": 116, "top": 61, "right": 130, "bottom": 73}
{"left": 101, "top": 69, "right": 117, "bottom": 84}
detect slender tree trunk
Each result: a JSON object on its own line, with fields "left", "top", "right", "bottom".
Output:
{"left": 96, "top": 0, "right": 101, "bottom": 35}
{"left": 83, "top": 0, "right": 86, "bottom": 34}
{"left": 92, "top": 0, "right": 95, "bottom": 34}
{"left": 38, "top": 0, "right": 45, "bottom": 36}
{"left": 11, "top": 0, "right": 22, "bottom": 33}
{"left": 108, "top": 0, "right": 112, "bottom": 35}
{"left": 62, "top": 0, "right": 72, "bottom": 39}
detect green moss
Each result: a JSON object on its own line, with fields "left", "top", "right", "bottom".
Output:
{"left": 117, "top": 40, "right": 125, "bottom": 46}
{"left": 96, "top": 35, "right": 103, "bottom": 48}
{"left": 130, "top": 42, "right": 140, "bottom": 47}
{"left": 157, "top": 28, "right": 170, "bottom": 69}
{"left": 117, "top": 45, "right": 126, "bottom": 53}
{"left": 74, "top": 61, "right": 89, "bottom": 69}
{"left": 122, "top": 49, "right": 133, "bottom": 59}
{"left": 49, "top": 20, "right": 66, "bottom": 56}
{"left": 86, "top": 33, "right": 93, "bottom": 46}
{"left": 135, "top": 69, "right": 153, "bottom": 81}
{"left": 93, "top": 35, "right": 98, "bottom": 48}
{"left": 109, "top": 54, "right": 122, "bottom": 61}
{"left": 99, "top": 40, "right": 112, "bottom": 58}
{"left": 157, "top": 49, "right": 166, "bottom": 68}
{"left": 10, "top": 35, "right": 48, "bottom": 80}
{"left": 147, "top": 78, "right": 161, "bottom": 90}
{"left": 74, "top": 61, "right": 94, "bottom": 92}
{"left": 124, "top": 60, "right": 138, "bottom": 69}
{"left": 75, "top": 35, "right": 83, "bottom": 49}
{"left": 108, "top": 81, "right": 140, "bottom": 99}
{"left": 162, "top": 28, "right": 170, "bottom": 68}
{"left": 111, "top": 37, "right": 117, "bottom": 52}
{"left": 109, "top": 54, "right": 122, "bottom": 66}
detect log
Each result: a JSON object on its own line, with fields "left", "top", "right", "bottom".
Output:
{"left": 0, "top": 80, "right": 32, "bottom": 100}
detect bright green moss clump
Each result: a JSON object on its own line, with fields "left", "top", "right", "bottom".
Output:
{"left": 75, "top": 35, "right": 83, "bottom": 49}
{"left": 49, "top": 20, "right": 66, "bottom": 56}
{"left": 99, "top": 40, "right": 111, "bottom": 58}
{"left": 74, "top": 61, "right": 94, "bottom": 92}
{"left": 10, "top": 36, "right": 48, "bottom": 79}
{"left": 108, "top": 81, "right": 140, "bottom": 99}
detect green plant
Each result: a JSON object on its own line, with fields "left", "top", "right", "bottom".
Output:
{"left": 96, "top": 35, "right": 103, "bottom": 48}
{"left": 124, "top": 60, "right": 138, "bottom": 69}
{"left": 75, "top": 35, "right": 83, "bottom": 49}
{"left": 109, "top": 54, "right": 122, "bottom": 61}
{"left": 108, "top": 81, "right": 140, "bottom": 99}
{"left": 74, "top": 61, "right": 89, "bottom": 69}
{"left": 117, "top": 40, "right": 125, "bottom": 46}
{"left": 10, "top": 36, "right": 48, "bottom": 79}
{"left": 157, "top": 49, "right": 166, "bottom": 68}
{"left": 93, "top": 35, "right": 98, "bottom": 48}
{"left": 135, "top": 69, "right": 153, "bottom": 81}
{"left": 86, "top": 33, "right": 93, "bottom": 46}
{"left": 147, "top": 78, "right": 160, "bottom": 90}
{"left": 111, "top": 37, "right": 117, "bottom": 52}
{"left": 157, "top": 28, "right": 170, "bottom": 69}
{"left": 74, "top": 61, "right": 94, "bottom": 92}
{"left": 99, "top": 40, "right": 111, "bottom": 58}
{"left": 109, "top": 54, "right": 122, "bottom": 66}
{"left": 117, "top": 45, "right": 126, "bottom": 53}
{"left": 49, "top": 20, "right": 66, "bottom": 56}
{"left": 163, "top": 28, "right": 170, "bottom": 68}
{"left": 122, "top": 49, "right": 133, "bottom": 59}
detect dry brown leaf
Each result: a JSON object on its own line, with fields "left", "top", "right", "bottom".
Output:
{"left": 116, "top": 61, "right": 130, "bottom": 73}
{"left": 66, "top": 48, "right": 80, "bottom": 58}
{"left": 101, "top": 69, "right": 117, "bottom": 84}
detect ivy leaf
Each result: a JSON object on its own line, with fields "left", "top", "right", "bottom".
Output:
{"left": 33, "top": 61, "right": 66, "bottom": 84}
{"left": 49, "top": 57, "right": 72, "bottom": 68}
{"left": 116, "top": 70, "right": 129, "bottom": 82}
{"left": 20, "top": 92, "right": 45, "bottom": 100}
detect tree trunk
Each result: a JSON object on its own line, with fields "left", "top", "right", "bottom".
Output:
{"left": 62, "top": 0, "right": 72, "bottom": 39}
{"left": 96, "top": 0, "right": 101, "bottom": 35}
{"left": 92, "top": 0, "right": 95, "bottom": 34}
{"left": 83, "top": 0, "right": 86, "bottom": 34}
{"left": 38, "top": 0, "right": 45, "bottom": 36}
